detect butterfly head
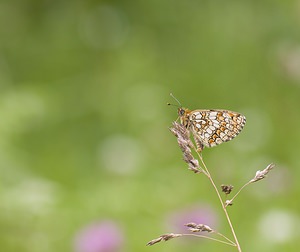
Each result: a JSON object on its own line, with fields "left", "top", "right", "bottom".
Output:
{"left": 178, "top": 107, "right": 185, "bottom": 116}
{"left": 177, "top": 107, "right": 191, "bottom": 127}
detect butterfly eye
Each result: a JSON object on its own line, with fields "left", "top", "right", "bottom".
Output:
{"left": 178, "top": 108, "right": 185, "bottom": 116}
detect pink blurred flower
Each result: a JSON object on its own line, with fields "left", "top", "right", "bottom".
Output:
{"left": 74, "top": 220, "right": 124, "bottom": 252}
{"left": 167, "top": 204, "right": 218, "bottom": 234}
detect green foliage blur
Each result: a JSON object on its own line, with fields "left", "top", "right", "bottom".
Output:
{"left": 1, "top": 0, "right": 300, "bottom": 251}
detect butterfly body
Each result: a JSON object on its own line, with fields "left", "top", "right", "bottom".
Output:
{"left": 178, "top": 107, "right": 246, "bottom": 152}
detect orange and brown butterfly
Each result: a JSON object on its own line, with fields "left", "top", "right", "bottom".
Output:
{"left": 168, "top": 94, "right": 246, "bottom": 152}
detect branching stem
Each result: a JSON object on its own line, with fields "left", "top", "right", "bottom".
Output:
{"left": 196, "top": 152, "right": 242, "bottom": 252}
{"left": 227, "top": 181, "right": 252, "bottom": 207}
{"left": 181, "top": 233, "right": 236, "bottom": 246}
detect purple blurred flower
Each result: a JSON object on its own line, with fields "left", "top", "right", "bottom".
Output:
{"left": 74, "top": 220, "right": 124, "bottom": 252}
{"left": 167, "top": 204, "right": 218, "bottom": 234}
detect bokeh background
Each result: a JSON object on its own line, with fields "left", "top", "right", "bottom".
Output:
{"left": 1, "top": 1, "right": 300, "bottom": 251}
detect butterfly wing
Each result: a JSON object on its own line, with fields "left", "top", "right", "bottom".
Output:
{"left": 189, "top": 110, "right": 246, "bottom": 149}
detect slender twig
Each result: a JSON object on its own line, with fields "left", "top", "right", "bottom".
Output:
{"left": 147, "top": 232, "right": 236, "bottom": 247}
{"left": 226, "top": 163, "right": 275, "bottom": 207}
{"left": 181, "top": 233, "right": 236, "bottom": 246}
{"left": 213, "top": 230, "right": 236, "bottom": 246}
{"left": 195, "top": 152, "right": 242, "bottom": 252}
{"left": 226, "top": 181, "right": 252, "bottom": 207}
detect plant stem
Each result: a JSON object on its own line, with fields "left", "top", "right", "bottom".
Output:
{"left": 181, "top": 233, "right": 236, "bottom": 246}
{"left": 227, "top": 181, "right": 252, "bottom": 207}
{"left": 197, "top": 153, "right": 242, "bottom": 252}
{"left": 213, "top": 230, "right": 236, "bottom": 246}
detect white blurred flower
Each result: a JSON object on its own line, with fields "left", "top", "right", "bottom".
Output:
{"left": 2, "top": 178, "right": 58, "bottom": 216}
{"left": 257, "top": 209, "right": 299, "bottom": 244}
{"left": 277, "top": 42, "right": 300, "bottom": 82}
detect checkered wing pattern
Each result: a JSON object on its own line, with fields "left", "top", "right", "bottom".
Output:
{"left": 187, "top": 110, "right": 246, "bottom": 151}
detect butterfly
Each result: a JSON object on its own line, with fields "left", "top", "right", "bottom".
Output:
{"left": 169, "top": 94, "right": 246, "bottom": 152}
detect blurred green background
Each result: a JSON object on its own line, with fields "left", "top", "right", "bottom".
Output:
{"left": 1, "top": 0, "right": 300, "bottom": 251}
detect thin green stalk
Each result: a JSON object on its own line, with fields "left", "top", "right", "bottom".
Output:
{"left": 227, "top": 181, "right": 252, "bottom": 207}
{"left": 196, "top": 152, "right": 242, "bottom": 252}
{"left": 181, "top": 233, "right": 236, "bottom": 247}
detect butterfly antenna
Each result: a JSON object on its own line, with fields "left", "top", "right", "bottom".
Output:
{"left": 169, "top": 93, "right": 182, "bottom": 107}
